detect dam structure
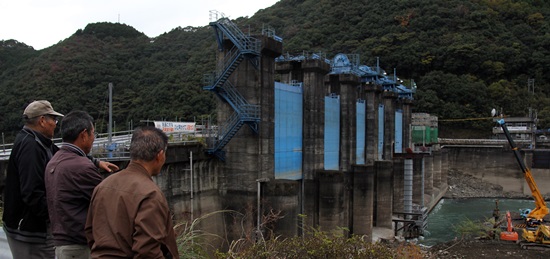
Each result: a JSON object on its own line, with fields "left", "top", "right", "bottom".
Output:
{"left": 196, "top": 12, "right": 441, "bottom": 242}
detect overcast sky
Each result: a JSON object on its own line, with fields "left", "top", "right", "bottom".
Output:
{"left": 0, "top": 0, "right": 280, "bottom": 50}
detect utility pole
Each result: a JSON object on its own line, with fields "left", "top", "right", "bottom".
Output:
{"left": 108, "top": 83, "right": 113, "bottom": 144}
{"left": 528, "top": 78, "right": 535, "bottom": 94}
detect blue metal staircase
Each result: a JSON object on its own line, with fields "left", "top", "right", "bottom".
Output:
{"left": 203, "top": 14, "right": 261, "bottom": 160}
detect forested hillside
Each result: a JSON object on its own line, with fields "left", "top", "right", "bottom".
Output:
{"left": 1, "top": 0, "right": 549, "bottom": 141}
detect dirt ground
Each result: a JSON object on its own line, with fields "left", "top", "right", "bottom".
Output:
{"left": 419, "top": 170, "right": 550, "bottom": 258}
{"left": 425, "top": 239, "right": 548, "bottom": 258}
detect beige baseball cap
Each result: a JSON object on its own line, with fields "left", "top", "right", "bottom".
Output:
{"left": 23, "top": 100, "right": 64, "bottom": 118}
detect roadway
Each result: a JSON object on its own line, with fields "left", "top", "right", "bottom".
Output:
{"left": 0, "top": 228, "right": 11, "bottom": 259}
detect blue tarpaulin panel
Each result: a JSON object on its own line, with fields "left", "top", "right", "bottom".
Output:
{"left": 324, "top": 95, "right": 340, "bottom": 170}
{"left": 378, "top": 104, "right": 385, "bottom": 160}
{"left": 275, "top": 82, "right": 303, "bottom": 180}
{"left": 356, "top": 100, "right": 366, "bottom": 165}
{"left": 395, "top": 109, "right": 403, "bottom": 153}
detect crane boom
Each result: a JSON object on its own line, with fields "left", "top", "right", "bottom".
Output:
{"left": 497, "top": 119, "right": 548, "bottom": 223}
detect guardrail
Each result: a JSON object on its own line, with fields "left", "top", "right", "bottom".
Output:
{"left": 0, "top": 131, "right": 203, "bottom": 161}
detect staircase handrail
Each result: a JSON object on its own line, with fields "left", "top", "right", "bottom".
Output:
{"left": 239, "top": 104, "right": 260, "bottom": 120}
{"left": 215, "top": 18, "right": 260, "bottom": 54}
{"left": 220, "top": 81, "right": 248, "bottom": 108}
{"left": 216, "top": 111, "right": 241, "bottom": 140}
{"left": 216, "top": 45, "right": 242, "bottom": 78}
{"left": 209, "top": 111, "right": 244, "bottom": 150}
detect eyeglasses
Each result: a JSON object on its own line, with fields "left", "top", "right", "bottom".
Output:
{"left": 43, "top": 115, "right": 58, "bottom": 125}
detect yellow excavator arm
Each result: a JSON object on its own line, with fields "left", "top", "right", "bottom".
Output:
{"left": 524, "top": 167, "right": 549, "bottom": 221}
{"left": 498, "top": 119, "right": 549, "bottom": 223}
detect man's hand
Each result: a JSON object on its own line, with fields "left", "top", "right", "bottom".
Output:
{"left": 98, "top": 161, "right": 120, "bottom": 173}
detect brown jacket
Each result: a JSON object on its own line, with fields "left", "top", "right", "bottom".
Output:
{"left": 85, "top": 162, "right": 179, "bottom": 258}
{"left": 46, "top": 143, "right": 102, "bottom": 246}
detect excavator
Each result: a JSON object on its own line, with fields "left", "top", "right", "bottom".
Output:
{"left": 497, "top": 119, "right": 550, "bottom": 248}
{"left": 500, "top": 211, "right": 519, "bottom": 241}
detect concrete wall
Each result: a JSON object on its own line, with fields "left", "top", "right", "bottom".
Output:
{"left": 445, "top": 146, "right": 550, "bottom": 196}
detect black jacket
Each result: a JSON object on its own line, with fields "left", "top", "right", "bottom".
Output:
{"left": 2, "top": 127, "right": 58, "bottom": 243}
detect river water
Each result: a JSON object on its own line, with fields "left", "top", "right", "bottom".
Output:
{"left": 419, "top": 198, "right": 534, "bottom": 246}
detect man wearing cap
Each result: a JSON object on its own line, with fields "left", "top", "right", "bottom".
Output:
{"left": 2, "top": 100, "right": 119, "bottom": 259}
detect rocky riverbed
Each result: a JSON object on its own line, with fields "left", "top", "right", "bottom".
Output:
{"left": 445, "top": 169, "right": 530, "bottom": 199}
{"left": 420, "top": 169, "right": 549, "bottom": 258}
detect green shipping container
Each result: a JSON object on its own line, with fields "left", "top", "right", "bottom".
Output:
{"left": 412, "top": 126, "right": 438, "bottom": 144}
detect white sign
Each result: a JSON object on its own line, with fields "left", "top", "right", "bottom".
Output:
{"left": 154, "top": 121, "right": 196, "bottom": 133}
{"left": 507, "top": 126, "right": 528, "bottom": 131}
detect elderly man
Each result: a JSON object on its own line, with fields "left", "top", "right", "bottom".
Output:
{"left": 45, "top": 110, "right": 103, "bottom": 259}
{"left": 3, "top": 100, "right": 118, "bottom": 259}
{"left": 85, "top": 126, "right": 179, "bottom": 258}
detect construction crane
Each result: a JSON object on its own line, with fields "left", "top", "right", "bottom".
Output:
{"left": 497, "top": 119, "right": 549, "bottom": 226}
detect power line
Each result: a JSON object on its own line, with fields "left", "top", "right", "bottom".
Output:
{"left": 439, "top": 116, "right": 500, "bottom": 122}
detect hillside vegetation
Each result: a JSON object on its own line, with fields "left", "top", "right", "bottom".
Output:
{"left": 1, "top": 0, "right": 549, "bottom": 140}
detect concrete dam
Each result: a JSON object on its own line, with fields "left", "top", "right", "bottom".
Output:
{"left": 2, "top": 14, "right": 550, "bottom": 248}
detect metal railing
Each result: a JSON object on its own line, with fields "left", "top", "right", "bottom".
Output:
{"left": 1, "top": 130, "right": 202, "bottom": 161}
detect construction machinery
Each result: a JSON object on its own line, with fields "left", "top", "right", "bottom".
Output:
{"left": 500, "top": 211, "right": 519, "bottom": 241}
{"left": 520, "top": 224, "right": 550, "bottom": 249}
{"left": 497, "top": 119, "right": 549, "bottom": 226}
{"left": 498, "top": 119, "right": 550, "bottom": 249}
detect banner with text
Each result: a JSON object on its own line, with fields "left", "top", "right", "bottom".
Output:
{"left": 154, "top": 121, "right": 196, "bottom": 133}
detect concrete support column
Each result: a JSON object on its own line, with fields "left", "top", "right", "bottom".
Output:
{"left": 392, "top": 160, "right": 404, "bottom": 213}
{"left": 223, "top": 36, "right": 282, "bottom": 193}
{"left": 303, "top": 179, "right": 319, "bottom": 229}
{"left": 383, "top": 93, "right": 397, "bottom": 160}
{"left": 326, "top": 74, "right": 359, "bottom": 172}
{"left": 440, "top": 150, "right": 449, "bottom": 191}
{"left": 424, "top": 155, "right": 434, "bottom": 206}
{"left": 365, "top": 84, "right": 382, "bottom": 165}
{"left": 375, "top": 161, "right": 393, "bottom": 228}
{"left": 264, "top": 180, "right": 300, "bottom": 237}
{"left": 404, "top": 159, "right": 414, "bottom": 213}
{"left": 276, "top": 59, "right": 330, "bottom": 181}
{"left": 318, "top": 171, "right": 348, "bottom": 234}
{"left": 412, "top": 157, "right": 425, "bottom": 207}
{"left": 352, "top": 165, "right": 374, "bottom": 239}
{"left": 433, "top": 152, "right": 442, "bottom": 192}
{"left": 401, "top": 101, "right": 413, "bottom": 149}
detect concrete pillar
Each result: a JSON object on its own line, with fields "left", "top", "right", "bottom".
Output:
{"left": 275, "top": 59, "right": 330, "bottom": 181}
{"left": 413, "top": 157, "right": 425, "bottom": 207}
{"left": 222, "top": 36, "right": 282, "bottom": 193}
{"left": 276, "top": 59, "right": 330, "bottom": 229}
{"left": 217, "top": 35, "right": 282, "bottom": 243}
{"left": 403, "top": 159, "right": 414, "bottom": 213}
{"left": 303, "top": 179, "right": 319, "bottom": 228}
{"left": 440, "top": 150, "right": 449, "bottom": 191}
{"left": 326, "top": 74, "right": 360, "bottom": 172}
{"left": 401, "top": 100, "right": 413, "bottom": 149}
{"left": 364, "top": 84, "right": 382, "bottom": 165}
{"left": 433, "top": 151, "right": 442, "bottom": 193}
{"left": 383, "top": 92, "right": 397, "bottom": 160}
{"left": 264, "top": 180, "right": 300, "bottom": 237}
{"left": 352, "top": 165, "right": 374, "bottom": 239}
{"left": 318, "top": 171, "right": 348, "bottom": 234}
{"left": 392, "top": 159, "right": 404, "bottom": 212}
{"left": 375, "top": 160, "right": 393, "bottom": 228}
{"left": 424, "top": 154, "right": 434, "bottom": 206}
